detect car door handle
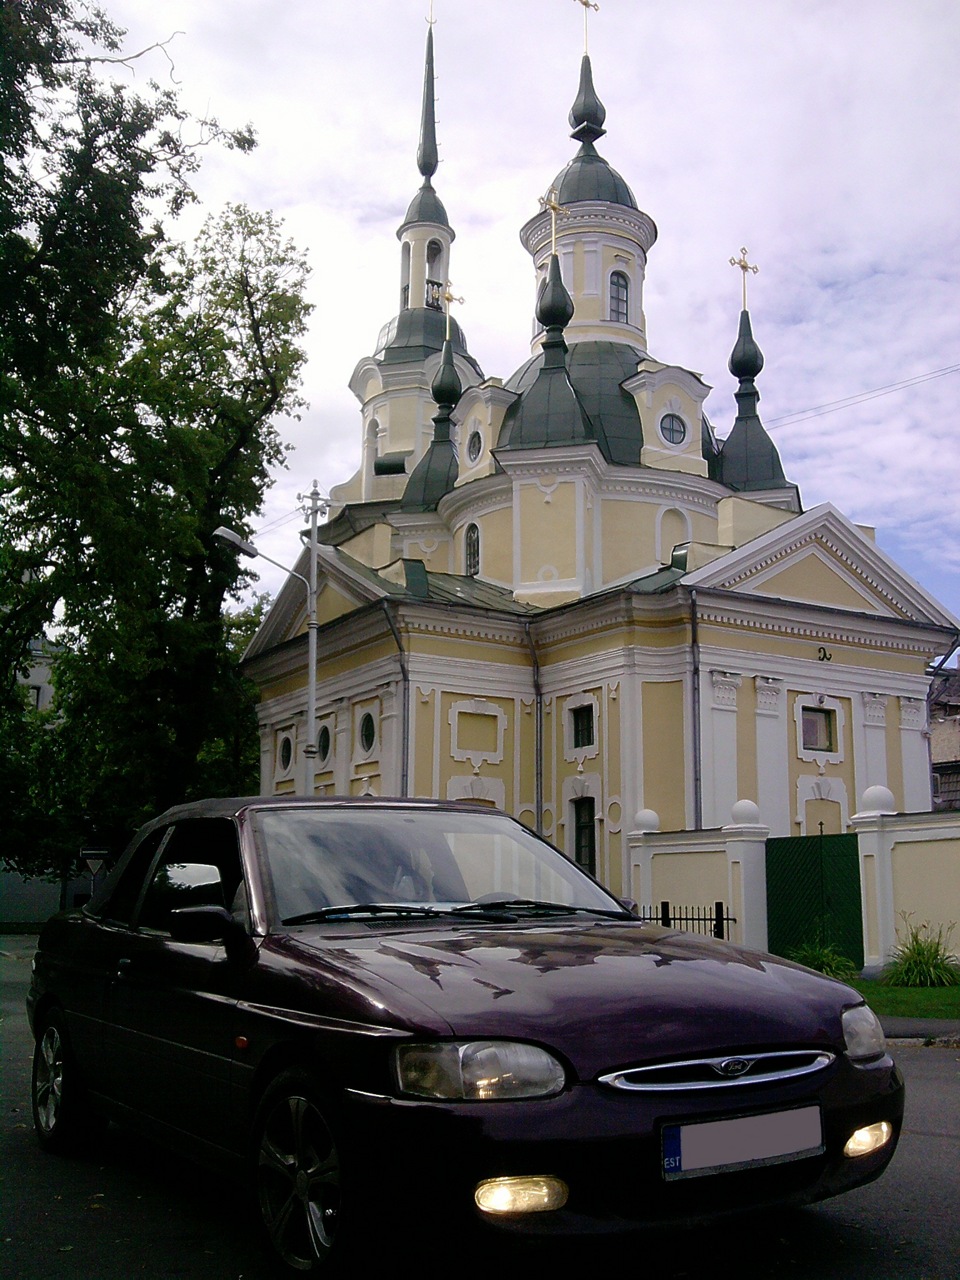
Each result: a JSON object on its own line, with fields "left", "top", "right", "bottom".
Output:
{"left": 117, "top": 958, "right": 132, "bottom": 979}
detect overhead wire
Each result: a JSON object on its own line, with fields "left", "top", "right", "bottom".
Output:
{"left": 765, "top": 363, "right": 960, "bottom": 431}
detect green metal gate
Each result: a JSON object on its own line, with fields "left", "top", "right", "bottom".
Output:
{"left": 765, "top": 834, "right": 863, "bottom": 969}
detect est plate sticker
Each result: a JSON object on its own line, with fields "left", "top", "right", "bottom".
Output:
{"left": 662, "top": 1105, "right": 823, "bottom": 1180}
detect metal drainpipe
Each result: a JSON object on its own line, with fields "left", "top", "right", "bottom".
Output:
{"left": 523, "top": 621, "right": 544, "bottom": 834}
{"left": 381, "top": 601, "right": 410, "bottom": 797}
{"left": 690, "top": 588, "right": 703, "bottom": 830}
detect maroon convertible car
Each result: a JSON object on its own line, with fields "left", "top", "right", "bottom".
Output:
{"left": 28, "top": 797, "right": 903, "bottom": 1274}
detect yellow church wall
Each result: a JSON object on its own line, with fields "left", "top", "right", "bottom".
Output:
{"left": 411, "top": 688, "right": 437, "bottom": 798}
{"left": 538, "top": 616, "right": 690, "bottom": 674}
{"left": 650, "top": 851, "right": 728, "bottom": 906}
{"left": 601, "top": 499, "right": 659, "bottom": 581}
{"left": 747, "top": 555, "right": 894, "bottom": 615}
{"left": 717, "top": 496, "right": 794, "bottom": 548}
{"left": 315, "top": 584, "right": 365, "bottom": 629}
{"left": 891, "top": 838, "right": 960, "bottom": 946}
{"left": 519, "top": 481, "right": 577, "bottom": 582}
{"left": 697, "top": 620, "right": 929, "bottom": 676}
{"left": 258, "top": 634, "right": 399, "bottom": 703}
{"left": 436, "top": 689, "right": 518, "bottom": 810}
{"left": 339, "top": 523, "right": 395, "bottom": 570}
{"left": 786, "top": 692, "right": 856, "bottom": 832}
{"left": 736, "top": 674, "right": 759, "bottom": 805}
{"left": 477, "top": 509, "right": 514, "bottom": 582}
{"left": 642, "top": 681, "right": 687, "bottom": 829}
{"left": 885, "top": 699, "right": 906, "bottom": 811}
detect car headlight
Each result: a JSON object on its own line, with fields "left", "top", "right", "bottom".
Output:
{"left": 396, "top": 1041, "right": 566, "bottom": 1100}
{"left": 842, "top": 1004, "right": 887, "bottom": 1060}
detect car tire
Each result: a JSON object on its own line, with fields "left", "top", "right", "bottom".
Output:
{"left": 253, "top": 1070, "right": 349, "bottom": 1275}
{"left": 31, "top": 1010, "right": 99, "bottom": 1154}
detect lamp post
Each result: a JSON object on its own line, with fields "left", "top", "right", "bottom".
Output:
{"left": 214, "top": 491, "right": 325, "bottom": 794}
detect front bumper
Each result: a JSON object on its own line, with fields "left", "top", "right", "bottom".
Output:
{"left": 340, "top": 1053, "right": 904, "bottom": 1235}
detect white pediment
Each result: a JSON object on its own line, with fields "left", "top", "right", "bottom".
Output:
{"left": 244, "top": 545, "right": 389, "bottom": 660}
{"left": 683, "top": 503, "right": 959, "bottom": 629}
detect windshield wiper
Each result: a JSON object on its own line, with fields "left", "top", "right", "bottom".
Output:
{"left": 282, "top": 903, "right": 445, "bottom": 925}
{"left": 450, "top": 898, "right": 629, "bottom": 920}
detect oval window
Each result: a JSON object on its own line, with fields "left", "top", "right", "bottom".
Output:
{"left": 359, "top": 712, "right": 376, "bottom": 754}
{"left": 279, "top": 735, "right": 293, "bottom": 772}
{"left": 317, "top": 724, "right": 331, "bottom": 763}
{"left": 660, "top": 413, "right": 687, "bottom": 445}
{"left": 467, "top": 430, "right": 483, "bottom": 463}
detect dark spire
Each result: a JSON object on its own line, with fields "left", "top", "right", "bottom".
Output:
{"left": 417, "top": 25, "right": 439, "bottom": 179}
{"left": 536, "top": 252, "right": 575, "bottom": 341}
{"left": 498, "top": 256, "right": 601, "bottom": 453}
{"left": 400, "top": 339, "right": 462, "bottom": 511}
{"left": 550, "top": 53, "right": 637, "bottom": 209}
{"left": 720, "top": 309, "right": 789, "bottom": 492}
{"left": 399, "top": 24, "right": 451, "bottom": 232}
{"left": 569, "top": 54, "right": 607, "bottom": 143}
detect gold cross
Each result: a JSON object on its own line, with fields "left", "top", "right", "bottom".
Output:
{"left": 539, "top": 186, "right": 566, "bottom": 256}
{"left": 574, "top": 0, "right": 600, "bottom": 53}
{"left": 729, "top": 247, "right": 759, "bottom": 310}
{"left": 443, "top": 282, "right": 464, "bottom": 339}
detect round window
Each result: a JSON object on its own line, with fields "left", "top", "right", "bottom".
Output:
{"left": 467, "top": 430, "right": 483, "bottom": 463}
{"left": 279, "top": 735, "right": 293, "bottom": 771}
{"left": 660, "top": 413, "right": 687, "bottom": 445}
{"left": 317, "top": 724, "right": 331, "bottom": 763}
{"left": 359, "top": 712, "right": 376, "bottom": 754}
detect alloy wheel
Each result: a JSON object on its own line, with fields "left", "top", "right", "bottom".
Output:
{"left": 34, "top": 1024, "right": 64, "bottom": 1137}
{"left": 257, "top": 1091, "right": 341, "bottom": 1271}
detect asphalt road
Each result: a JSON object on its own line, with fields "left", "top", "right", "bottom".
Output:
{"left": 2, "top": 937, "right": 958, "bottom": 1279}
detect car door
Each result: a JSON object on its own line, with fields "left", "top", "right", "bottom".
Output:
{"left": 102, "top": 818, "right": 249, "bottom": 1154}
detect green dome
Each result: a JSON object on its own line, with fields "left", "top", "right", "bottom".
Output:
{"left": 551, "top": 142, "right": 638, "bottom": 210}
{"left": 503, "top": 341, "right": 645, "bottom": 465}
{"left": 374, "top": 307, "right": 484, "bottom": 377}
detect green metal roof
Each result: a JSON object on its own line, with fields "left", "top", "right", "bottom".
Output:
{"left": 502, "top": 341, "right": 645, "bottom": 464}
{"left": 374, "top": 307, "right": 484, "bottom": 377}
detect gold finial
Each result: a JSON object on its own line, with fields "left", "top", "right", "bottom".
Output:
{"left": 539, "top": 186, "right": 566, "bottom": 256}
{"left": 443, "top": 282, "right": 464, "bottom": 339}
{"left": 574, "top": 0, "right": 600, "bottom": 54}
{"left": 729, "top": 247, "right": 759, "bottom": 310}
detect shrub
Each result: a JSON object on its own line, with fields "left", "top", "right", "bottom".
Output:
{"left": 882, "top": 915, "right": 960, "bottom": 988}
{"left": 789, "top": 938, "right": 859, "bottom": 981}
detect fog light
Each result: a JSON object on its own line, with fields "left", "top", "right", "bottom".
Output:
{"left": 844, "top": 1121, "right": 893, "bottom": 1158}
{"left": 474, "top": 1175, "right": 569, "bottom": 1215}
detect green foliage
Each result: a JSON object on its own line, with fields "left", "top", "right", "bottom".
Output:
{"left": 0, "top": 4, "right": 308, "bottom": 876}
{"left": 881, "top": 915, "right": 960, "bottom": 988}
{"left": 788, "top": 937, "right": 859, "bottom": 981}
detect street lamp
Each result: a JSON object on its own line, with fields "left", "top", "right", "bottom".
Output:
{"left": 213, "top": 510, "right": 321, "bottom": 794}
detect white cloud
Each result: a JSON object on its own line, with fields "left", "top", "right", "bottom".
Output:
{"left": 103, "top": 0, "right": 960, "bottom": 622}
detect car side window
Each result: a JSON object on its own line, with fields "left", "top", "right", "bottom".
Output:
{"left": 134, "top": 818, "right": 245, "bottom": 935}
{"left": 94, "top": 829, "right": 168, "bottom": 926}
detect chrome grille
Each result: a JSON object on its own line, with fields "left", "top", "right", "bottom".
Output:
{"left": 598, "top": 1049, "right": 835, "bottom": 1092}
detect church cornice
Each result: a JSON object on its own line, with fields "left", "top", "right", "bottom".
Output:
{"left": 520, "top": 204, "right": 657, "bottom": 258}
{"left": 692, "top": 591, "right": 952, "bottom": 656}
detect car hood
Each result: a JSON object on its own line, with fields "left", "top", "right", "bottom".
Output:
{"left": 273, "top": 920, "right": 858, "bottom": 1079}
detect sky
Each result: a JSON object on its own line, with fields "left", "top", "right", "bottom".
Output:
{"left": 103, "top": 0, "right": 960, "bottom": 636}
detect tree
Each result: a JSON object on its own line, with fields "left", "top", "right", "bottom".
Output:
{"left": 0, "top": 3, "right": 309, "bottom": 875}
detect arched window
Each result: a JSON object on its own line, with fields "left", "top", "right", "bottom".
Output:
{"left": 465, "top": 523, "right": 480, "bottom": 577}
{"left": 609, "top": 271, "right": 629, "bottom": 324}
{"left": 426, "top": 240, "right": 444, "bottom": 309}
{"left": 400, "top": 242, "right": 411, "bottom": 310}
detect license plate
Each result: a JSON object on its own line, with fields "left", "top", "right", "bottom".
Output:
{"left": 662, "top": 1105, "right": 823, "bottom": 1180}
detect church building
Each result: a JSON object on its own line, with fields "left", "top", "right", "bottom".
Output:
{"left": 242, "top": 24, "right": 958, "bottom": 901}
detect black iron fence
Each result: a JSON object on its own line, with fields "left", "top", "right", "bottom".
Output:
{"left": 637, "top": 900, "right": 735, "bottom": 940}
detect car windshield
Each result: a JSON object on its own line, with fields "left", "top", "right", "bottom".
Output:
{"left": 251, "top": 806, "right": 626, "bottom": 925}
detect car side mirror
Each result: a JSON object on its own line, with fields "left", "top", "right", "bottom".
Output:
{"left": 619, "top": 897, "right": 640, "bottom": 918}
{"left": 170, "top": 905, "right": 257, "bottom": 966}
